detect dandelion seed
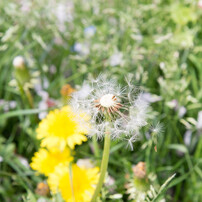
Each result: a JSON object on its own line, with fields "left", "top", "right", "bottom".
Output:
{"left": 151, "top": 122, "right": 164, "bottom": 136}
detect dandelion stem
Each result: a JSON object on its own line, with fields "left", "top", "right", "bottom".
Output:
{"left": 91, "top": 131, "right": 111, "bottom": 202}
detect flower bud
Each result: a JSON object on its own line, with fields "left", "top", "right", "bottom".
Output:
{"left": 13, "top": 56, "right": 25, "bottom": 69}
{"left": 60, "top": 84, "right": 75, "bottom": 97}
{"left": 13, "top": 56, "right": 31, "bottom": 86}
{"left": 35, "top": 182, "right": 49, "bottom": 196}
{"left": 132, "top": 162, "right": 146, "bottom": 179}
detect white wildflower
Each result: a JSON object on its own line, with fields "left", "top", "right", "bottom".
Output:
{"left": 0, "top": 156, "right": 3, "bottom": 163}
{"left": 178, "top": 106, "right": 187, "bottom": 118}
{"left": 73, "top": 42, "right": 90, "bottom": 56}
{"left": 54, "top": 2, "right": 74, "bottom": 31}
{"left": 20, "top": 0, "right": 32, "bottom": 12}
{"left": 17, "top": 156, "right": 29, "bottom": 168}
{"left": 141, "top": 92, "right": 162, "bottom": 103}
{"left": 109, "top": 193, "right": 123, "bottom": 199}
{"left": 198, "top": 0, "right": 202, "bottom": 8}
{"left": 0, "top": 99, "right": 17, "bottom": 112}
{"left": 154, "top": 33, "right": 172, "bottom": 44}
{"left": 37, "top": 91, "right": 57, "bottom": 120}
{"left": 197, "top": 111, "right": 202, "bottom": 130}
{"left": 109, "top": 52, "right": 123, "bottom": 66}
{"left": 49, "top": 65, "right": 57, "bottom": 74}
{"left": 70, "top": 75, "right": 149, "bottom": 148}
{"left": 37, "top": 198, "right": 46, "bottom": 202}
{"left": 84, "top": 26, "right": 96, "bottom": 37}
{"left": 76, "top": 159, "right": 94, "bottom": 169}
{"left": 13, "top": 56, "right": 25, "bottom": 69}
{"left": 184, "top": 130, "right": 192, "bottom": 146}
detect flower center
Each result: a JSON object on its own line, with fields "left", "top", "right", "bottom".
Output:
{"left": 94, "top": 94, "right": 122, "bottom": 115}
{"left": 100, "top": 94, "right": 115, "bottom": 108}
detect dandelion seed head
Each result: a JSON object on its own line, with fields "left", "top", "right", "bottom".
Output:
{"left": 70, "top": 75, "right": 150, "bottom": 146}
{"left": 100, "top": 94, "right": 115, "bottom": 108}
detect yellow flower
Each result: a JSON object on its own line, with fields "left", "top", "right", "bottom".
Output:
{"left": 30, "top": 147, "right": 73, "bottom": 176}
{"left": 36, "top": 106, "right": 89, "bottom": 150}
{"left": 48, "top": 163, "right": 99, "bottom": 202}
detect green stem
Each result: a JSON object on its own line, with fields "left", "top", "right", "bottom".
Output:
{"left": 25, "top": 88, "right": 34, "bottom": 108}
{"left": 91, "top": 132, "right": 111, "bottom": 202}
{"left": 195, "top": 135, "right": 202, "bottom": 158}
{"left": 93, "top": 135, "right": 100, "bottom": 161}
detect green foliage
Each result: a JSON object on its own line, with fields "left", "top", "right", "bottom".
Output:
{"left": 0, "top": 0, "right": 202, "bottom": 201}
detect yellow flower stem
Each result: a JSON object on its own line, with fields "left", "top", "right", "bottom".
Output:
{"left": 69, "top": 162, "right": 75, "bottom": 202}
{"left": 91, "top": 131, "right": 111, "bottom": 202}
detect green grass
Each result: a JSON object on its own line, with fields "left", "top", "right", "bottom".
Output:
{"left": 0, "top": 0, "right": 202, "bottom": 201}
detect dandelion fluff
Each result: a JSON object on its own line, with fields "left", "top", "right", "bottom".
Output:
{"left": 70, "top": 75, "right": 149, "bottom": 146}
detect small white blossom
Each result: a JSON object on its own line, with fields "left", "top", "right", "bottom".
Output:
{"left": 70, "top": 75, "right": 149, "bottom": 148}
{"left": 0, "top": 156, "right": 3, "bottom": 163}
{"left": 37, "top": 91, "right": 57, "bottom": 120}
{"left": 109, "top": 52, "right": 123, "bottom": 66}
{"left": 197, "top": 111, "right": 202, "bottom": 130}
{"left": 0, "top": 99, "right": 17, "bottom": 112}
{"left": 109, "top": 193, "right": 122, "bottom": 199}
{"left": 198, "top": 0, "right": 202, "bottom": 8}
{"left": 178, "top": 106, "right": 187, "bottom": 118}
{"left": 76, "top": 159, "right": 94, "bottom": 169}
{"left": 73, "top": 42, "right": 90, "bottom": 56}
{"left": 37, "top": 198, "right": 46, "bottom": 202}
{"left": 17, "top": 156, "right": 29, "bottom": 168}
{"left": 20, "top": 0, "right": 32, "bottom": 12}
{"left": 154, "top": 33, "right": 172, "bottom": 44}
{"left": 84, "top": 26, "right": 96, "bottom": 37}
{"left": 54, "top": 2, "right": 74, "bottom": 31}
{"left": 13, "top": 56, "right": 25, "bottom": 69}
{"left": 49, "top": 65, "right": 57, "bottom": 74}
{"left": 141, "top": 92, "right": 162, "bottom": 103}
{"left": 184, "top": 130, "right": 192, "bottom": 146}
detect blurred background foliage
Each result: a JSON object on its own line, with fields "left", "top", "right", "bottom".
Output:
{"left": 0, "top": 0, "right": 202, "bottom": 201}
